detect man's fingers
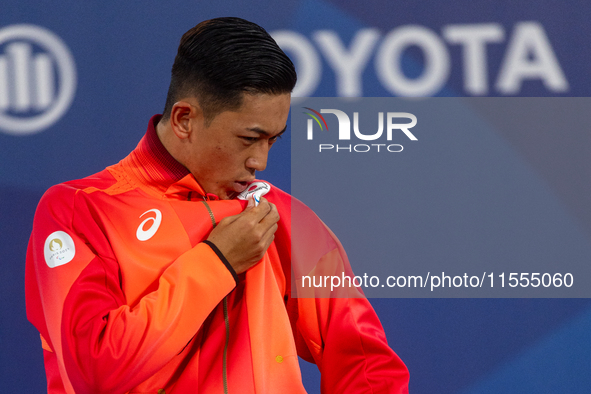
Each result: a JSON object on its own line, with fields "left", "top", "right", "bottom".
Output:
{"left": 262, "top": 230, "right": 277, "bottom": 256}
{"left": 254, "top": 204, "right": 279, "bottom": 235}
{"left": 241, "top": 197, "right": 277, "bottom": 223}
{"left": 262, "top": 223, "right": 278, "bottom": 244}
{"left": 207, "top": 198, "right": 280, "bottom": 274}
{"left": 217, "top": 212, "right": 241, "bottom": 227}
{"left": 244, "top": 195, "right": 256, "bottom": 210}
{"left": 261, "top": 203, "right": 279, "bottom": 225}
{"left": 256, "top": 198, "right": 278, "bottom": 219}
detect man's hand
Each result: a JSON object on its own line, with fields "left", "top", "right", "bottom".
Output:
{"left": 207, "top": 197, "right": 279, "bottom": 274}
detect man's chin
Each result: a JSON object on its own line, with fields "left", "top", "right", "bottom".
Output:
{"left": 223, "top": 192, "right": 237, "bottom": 200}
{"left": 220, "top": 188, "right": 240, "bottom": 200}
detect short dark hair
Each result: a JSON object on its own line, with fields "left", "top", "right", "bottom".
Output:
{"left": 162, "top": 17, "right": 297, "bottom": 124}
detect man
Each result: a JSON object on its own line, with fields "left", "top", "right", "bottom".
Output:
{"left": 26, "top": 17, "right": 409, "bottom": 393}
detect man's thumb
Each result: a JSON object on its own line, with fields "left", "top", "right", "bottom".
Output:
{"left": 246, "top": 196, "right": 255, "bottom": 209}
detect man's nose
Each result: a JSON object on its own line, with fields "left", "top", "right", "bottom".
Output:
{"left": 246, "top": 144, "right": 269, "bottom": 172}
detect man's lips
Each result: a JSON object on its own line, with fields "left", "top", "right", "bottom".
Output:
{"left": 233, "top": 181, "right": 249, "bottom": 193}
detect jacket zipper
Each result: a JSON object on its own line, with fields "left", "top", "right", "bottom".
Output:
{"left": 201, "top": 199, "right": 230, "bottom": 394}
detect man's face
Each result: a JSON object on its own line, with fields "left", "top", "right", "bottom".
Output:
{"left": 184, "top": 93, "right": 290, "bottom": 200}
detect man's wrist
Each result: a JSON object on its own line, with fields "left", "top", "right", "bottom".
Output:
{"left": 202, "top": 240, "right": 239, "bottom": 285}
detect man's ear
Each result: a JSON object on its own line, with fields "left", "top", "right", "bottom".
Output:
{"left": 169, "top": 100, "right": 203, "bottom": 140}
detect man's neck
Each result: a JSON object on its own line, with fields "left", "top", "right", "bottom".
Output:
{"left": 156, "top": 117, "right": 185, "bottom": 169}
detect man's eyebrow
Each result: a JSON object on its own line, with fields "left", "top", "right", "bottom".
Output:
{"left": 246, "top": 125, "right": 287, "bottom": 137}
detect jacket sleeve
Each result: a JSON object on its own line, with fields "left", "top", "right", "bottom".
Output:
{"left": 275, "top": 192, "right": 409, "bottom": 394}
{"left": 294, "top": 289, "right": 409, "bottom": 394}
{"left": 25, "top": 184, "right": 237, "bottom": 394}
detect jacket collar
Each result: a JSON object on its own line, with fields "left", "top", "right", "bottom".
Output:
{"left": 117, "top": 115, "right": 215, "bottom": 199}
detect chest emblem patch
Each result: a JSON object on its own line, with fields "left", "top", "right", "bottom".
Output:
{"left": 237, "top": 181, "right": 271, "bottom": 205}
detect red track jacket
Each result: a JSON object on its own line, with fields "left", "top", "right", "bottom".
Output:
{"left": 25, "top": 116, "right": 409, "bottom": 393}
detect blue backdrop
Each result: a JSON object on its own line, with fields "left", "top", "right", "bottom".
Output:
{"left": 2, "top": 1, "right": 590, "bottom": 392}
